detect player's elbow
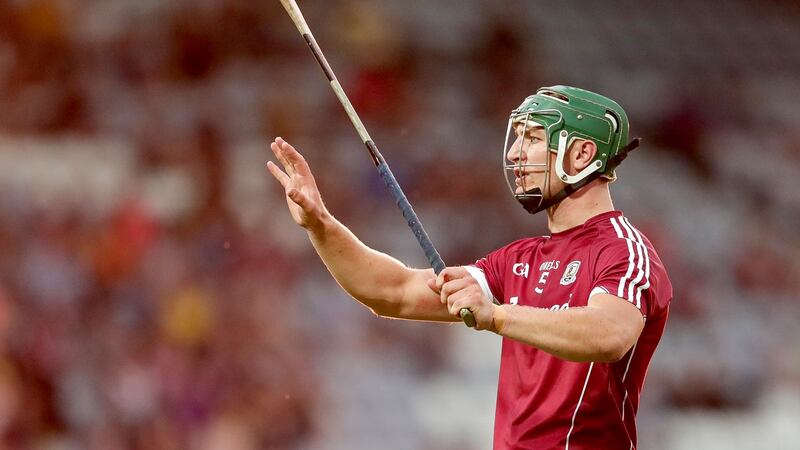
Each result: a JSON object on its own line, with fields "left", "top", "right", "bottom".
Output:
{"left": 594, "top": 335, "right": 633, "bottom": 363}
{"left": 344, "top": 284, "right": 406, "bottom": 318}
{"left": 359, "top": 290, "right": 411, "bottom": 319}
{"left": 587, "top": 306, "right": 642, "bottom": 363}
{"left": 345, "top": 293, "right": 398, "bottom": 318}
{"left": 368, "top": 301, "right": 401, "bottom": 319}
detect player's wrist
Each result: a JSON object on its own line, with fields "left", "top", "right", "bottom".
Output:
{"left": 305, "top": 210, "right": 334, "bottom": 236}
{"left": 490, "top": 304, "right": 508, "bottom": 335}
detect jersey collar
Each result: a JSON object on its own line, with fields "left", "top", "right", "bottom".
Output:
{"left": 548, "top": 210, "right": 623, "bottom": 240}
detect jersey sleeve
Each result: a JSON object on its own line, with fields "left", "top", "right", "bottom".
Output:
{"left": 592, "top": 237, "right": 655, "bottom": 317}
{"left": 472, "top": 248, "right": 507, "bottom": 305}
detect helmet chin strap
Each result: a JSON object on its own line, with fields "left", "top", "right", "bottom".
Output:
{"left": 515, "top": 138, "right": 641, "bottom": 215}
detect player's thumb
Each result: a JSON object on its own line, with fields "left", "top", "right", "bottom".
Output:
{"left": 426, "top": 277, "right": 440, "bottom": 294}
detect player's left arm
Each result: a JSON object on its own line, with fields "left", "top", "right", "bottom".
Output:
{"left": 489, "top": 295, "right": 644, "bottom": 362}
{"left": 432, "top": 267, "right": 644, "bottom": 362}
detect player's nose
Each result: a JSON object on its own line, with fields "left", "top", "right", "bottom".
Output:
{"left": 506, "top": 138, "right": 526, "bottom": 163}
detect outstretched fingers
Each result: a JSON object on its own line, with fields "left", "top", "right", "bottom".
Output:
{"left": 270, "top": 138, "right": 295, "bottom": 174}
{"left": 267, "top": 137, "right": 327, "bottom": 229}
{"left": 267, "top": 161, "right": 312, "bottom": 214}
{"left": 266, "top": 161, "right": 290, "bottom": 188}
{"left": 275, "top": 137, "right": 312, "bottom": 177}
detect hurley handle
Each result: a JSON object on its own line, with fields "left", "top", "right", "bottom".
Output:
{"left": 279, "top": 0, "right": 476, "bottom": 328}
{"left": 377, "top": 163, "right": 477, "bottom": 328}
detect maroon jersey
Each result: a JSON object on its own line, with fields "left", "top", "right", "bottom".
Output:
{"left": 472, "top": 211, "right": 672, "bottom": 450}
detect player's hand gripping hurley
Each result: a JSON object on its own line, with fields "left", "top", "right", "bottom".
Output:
{"left": 278, "top": 0, "right": 476, "bottom": 328}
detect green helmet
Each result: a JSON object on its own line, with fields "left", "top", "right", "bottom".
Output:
{"left": 503, "top": 85, "right": 638, "bottom": 214}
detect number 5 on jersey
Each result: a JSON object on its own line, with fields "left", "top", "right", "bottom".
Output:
{"left": 534, "top": 271, "right": 549, "bottom": 294}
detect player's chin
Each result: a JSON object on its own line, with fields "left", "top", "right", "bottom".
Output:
{"left": 515, "top": 184, "right": 540, "bottom": 195}
{"left": 515, "top": 176, "right": 538, "bottom": 192}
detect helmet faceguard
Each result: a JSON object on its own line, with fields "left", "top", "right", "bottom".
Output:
{"left": 503, "top": 86, "right": 641, "bottom": 214}
{"left": 502, "top": 111, "right": 555, "bottom": 214}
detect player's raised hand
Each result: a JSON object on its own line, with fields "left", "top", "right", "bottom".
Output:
{"left": 267, "top": 137, "right": 329, "bottom": 231}
{"left": 428, "top": 267, "right": 495, "bottom": 331}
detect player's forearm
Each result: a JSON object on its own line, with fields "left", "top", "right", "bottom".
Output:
{"left": 492, "top": 304, "right": 632, "bottom": 362}
{"left": 306, "top": 214, "right": 414, "bottom": 314}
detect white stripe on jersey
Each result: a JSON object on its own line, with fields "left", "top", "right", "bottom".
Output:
{"left": 618, "top": 218, "right": 645, "bottom": 310}
{"left": 622, "top": 217, "right": 651, "bottom": 306}
{"left": 610, "top": 218, "right": 637, "bottom": 305}
{"left": 565, "top": 362, "right": 594, "bottom": 450}
{"left": 610, "top": 217, "right": 651, "bottom": 310}
{"left": 620, "top": 342, "right": 638, "bottom": 422}
{"left": 609, "top": 217, "right": 624, "bottom": 238}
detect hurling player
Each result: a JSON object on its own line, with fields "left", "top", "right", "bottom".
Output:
{"left": 268, "top": 86, "right": 672, "bottom": 450}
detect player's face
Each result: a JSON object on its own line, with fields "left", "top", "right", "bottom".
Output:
{"left": 505, "top": 124, "right": 554, "bottom": 195}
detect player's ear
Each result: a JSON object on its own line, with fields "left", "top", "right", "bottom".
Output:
{"left": 571, "top": 139, "right": 597, "bottom": 172}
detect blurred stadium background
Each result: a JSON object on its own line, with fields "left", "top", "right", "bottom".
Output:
{"left": 1, "top": 0, "right": 799, "bottom": 448}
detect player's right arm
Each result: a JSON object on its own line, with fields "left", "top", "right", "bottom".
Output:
{"left": 267, "top": 137, "right": 458, "bottom": 322}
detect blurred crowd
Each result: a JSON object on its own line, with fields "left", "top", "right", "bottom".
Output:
{"left": 0, "top": 0, "right": 799, "bottom": 449}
